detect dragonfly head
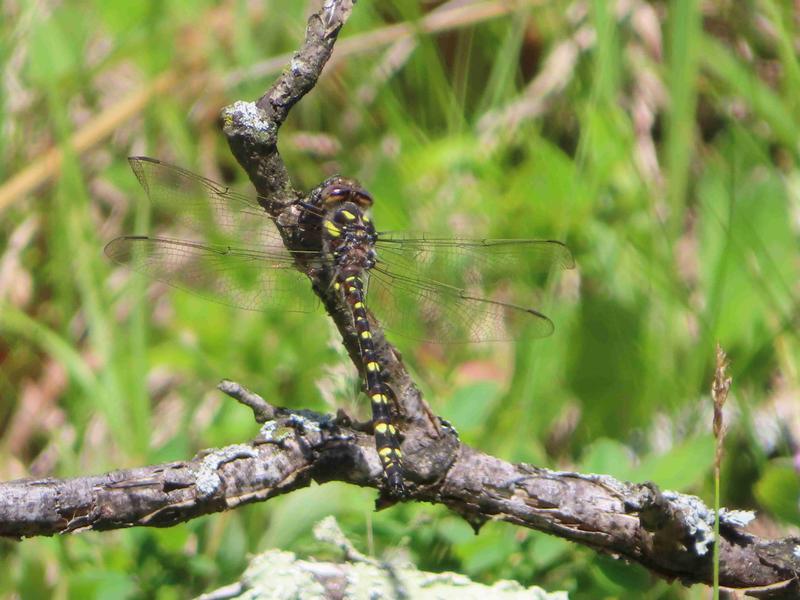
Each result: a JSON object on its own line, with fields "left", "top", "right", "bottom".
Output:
{"left": 319, "top": 176, "right": 373, "bottom": 208}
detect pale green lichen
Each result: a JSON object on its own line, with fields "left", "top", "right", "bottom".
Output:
{"left": 201, "top": 517, "right": 568, "bottom": 599}
{"left": 238, "top": 551, "right": 328, "bottom": 600}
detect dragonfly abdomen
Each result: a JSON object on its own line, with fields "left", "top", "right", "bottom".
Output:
{"left": 320, "top": 181, "right": 407, "bottom": 497}
{"left": 339, "top": 274, "right": 406, "bottom": 496}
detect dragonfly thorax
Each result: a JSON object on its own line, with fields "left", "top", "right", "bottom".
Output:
{"left": 321, "top": 196, "right": 378, "bottom": 277}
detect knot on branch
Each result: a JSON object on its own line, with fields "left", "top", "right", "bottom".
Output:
{"left": 630, "top": 482, "right": 756, "bottom": 558}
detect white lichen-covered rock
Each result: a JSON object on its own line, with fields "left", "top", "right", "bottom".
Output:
{"left": 198, "top": 517, "right": 568, "bottom": 600}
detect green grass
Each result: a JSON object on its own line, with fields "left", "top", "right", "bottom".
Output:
{"left": 1, "top": 1, "right": 799, "bottom": 597}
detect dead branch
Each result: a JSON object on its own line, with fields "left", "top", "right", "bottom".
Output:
{"left": 1, "top": 382, "right": 798, "bottom": 598}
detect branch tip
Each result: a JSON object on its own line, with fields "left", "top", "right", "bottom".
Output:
{"left": 218, "top": 379, "right": 276, "bottom": 422}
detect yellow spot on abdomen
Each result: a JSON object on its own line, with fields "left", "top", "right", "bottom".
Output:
{"left": 375, "top": 423, "right": 397, "bottom": 435}
{"left": 361, "top": 331, "right": 372, "bottom": 339}
{"left": 366, "top": 361, "right": 380, "bottom": 372}
{"left": 371, "top": 393, "right": 388, "bottom": 403}
{"left": 353, "top": 302, "right": 364, "bottom": 309}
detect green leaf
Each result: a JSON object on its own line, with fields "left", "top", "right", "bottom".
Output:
{"left": 443, "top": 382, "right": 500, "bottom": 434}
{"left": 68, "top": 570, "right": 137, "bottom": 600}
{"left": 592, "top": 553, "right": 652, "bottom": 594}
{"left": 755, "top": 462, "right": 800, "bottom": 525}
{"left": 527, "top": 532, "right": 570, "bottom": 570}
{"left": 455, "top": 526, "right": 514, "bottom": 576}
{"left": 436, "top": 517, "right": 475, "bottom": 545}
{"left": 27, "top": 7, "right": 91, "bottom": 85}
{"left": 579, "top": 438, "right": 635, "bottom": 480}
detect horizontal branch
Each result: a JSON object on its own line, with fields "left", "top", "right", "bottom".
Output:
{"left": 1, "top": 384, "right": 798, "bottom": 598}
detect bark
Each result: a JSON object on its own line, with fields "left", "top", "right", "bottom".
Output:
{"left": 1, "top": 382, "right": 798, "bottom": 597}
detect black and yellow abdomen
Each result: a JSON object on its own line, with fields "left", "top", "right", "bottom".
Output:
{"left": 340, "top": 274, "right": 405, "bottom": 496}
{"left": 320, "top": 187, "right": 407, "bottom": 497}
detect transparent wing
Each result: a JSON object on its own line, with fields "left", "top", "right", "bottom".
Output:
{"left": 108, "top": 158, "right": 324, "bottom": 312}
{"left": 368, "top": 238, "right": 574, "bottom": 342}
{"left": 375, "top": 236, "right": 574, "bottom": 273}
{"left": 105, "top": 236, "right": 321, "bottom": 312}
{"left": 126, "top": 156, "right": 323, "bottom": 248}
{"left": 112, "top": 158, "right": 574, "bottom": 333}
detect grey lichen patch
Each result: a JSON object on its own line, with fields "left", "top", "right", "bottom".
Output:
{"left": 259, "top": 413, "right": 327, "bottom": 446}
{"left": 203, "top": 517, "right": 568, "bottom": 599}
{"left": 719, "top": 508, "right": 756, "bottom": 528}
{"left": 221, "top": 101, "right": 276, "bottom": 143}
{"left": 661, "top": 491, "right": 715, "bottom": 555}
{"left": 415, "top": 570, "right": 567, "bottom": 599}
{"left": 348, "top": 559, "right": 567, "bottom": 599}
{"left": 287, "top": 413, "right": 322, "bottom": 434}
{"left": 260, "top": 420, "right": 294, "bottom": 444}
{"left": 794, "top": 545, "right": 800, "bottom": 559}
{"left": 314, "top": 515, "right": 377, "bottom": 565}
{"left": 658, "top": 492, "right": 757, "bottom": 556}
{"left": 195, "top": 444, "right": 257, "bottom": 497}
{"left": 240, "top": 550, "right": 328, "bottom": 600}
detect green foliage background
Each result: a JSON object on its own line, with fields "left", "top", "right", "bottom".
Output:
{"left": 1, "top": 1, "right": 798, "bottom": 598}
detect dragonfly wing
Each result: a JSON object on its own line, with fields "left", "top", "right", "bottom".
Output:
{"left": 368, "top": 237, "right": 572, "bottom": 342}
{"left": 105, "top": 236, "right": 321, "bottom": 313}
{"left": 127, "top": 157, "right": 321, "bottom": 248}
{"left": 376, "top": 237, "right": 574, "bottom": 275}
{"left": 367, "top": 265, "right": 554, "bottom": 343}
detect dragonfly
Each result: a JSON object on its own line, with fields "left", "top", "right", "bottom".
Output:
{"left": 105, "top": 157, "right": 574, "bottom": 496}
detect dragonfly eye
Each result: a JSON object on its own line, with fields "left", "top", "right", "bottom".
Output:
{"left": 351, "top": 190, "right": 373, "bottom": 207}
{"left": 320, "top": 176, "right": 373, "bottom": 207}
{"left": 322, "top": 190, "right": 347, "bottom": 204}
